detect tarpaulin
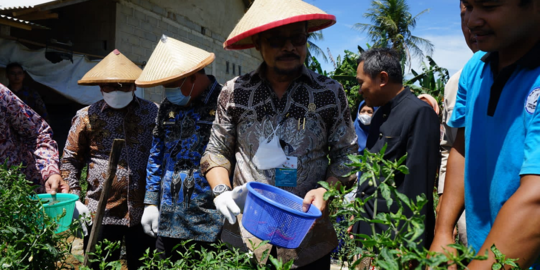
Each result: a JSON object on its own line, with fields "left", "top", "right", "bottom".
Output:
{"left": 0, "top": 38, "right": 104, "bottom": 105}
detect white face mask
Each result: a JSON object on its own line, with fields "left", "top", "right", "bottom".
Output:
{"left": 358, "top": 114, "right": 372, "bottom": 125}
{"left": 102, "top": 91, "right": 134, "bottom": 109}
{"left": 253, "top": 125, "right": 287, "bottom": 170}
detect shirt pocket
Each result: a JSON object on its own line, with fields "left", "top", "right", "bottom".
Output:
{"left": 374, "top": 133, "right": 402, "bottom": 156}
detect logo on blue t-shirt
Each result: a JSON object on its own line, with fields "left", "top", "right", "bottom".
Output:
{"left": 525, "top": 87, "right": 540, "bottom": 114}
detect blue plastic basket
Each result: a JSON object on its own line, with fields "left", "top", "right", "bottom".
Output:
{"left": 242, "top": 182, "right": 322, "bottom": 249}
{"left": 37, "top": 193, "right": 79, "bottom": 233}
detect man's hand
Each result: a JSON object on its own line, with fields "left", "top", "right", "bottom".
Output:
{"left": 429, "top": 233, "right": 458, "bottom": 270}
{"left": 72, "top": 201, "right": 91, "bottom": 238}
{"left": 302, "top": 187, "right": 327, "bottom": 213}
{"left": 214, "top": 184, "right": 248, "bottom": 224}
{"left": 45, "top": 174, "right": 69, "bottom": 194}
{"left": 141, "top": 205, "right": 160, "bottom": 238}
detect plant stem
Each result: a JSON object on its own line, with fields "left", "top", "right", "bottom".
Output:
{"left": 371, "top": 173, "right": 378, "bottom": 237}
{"left": 370, "top": 168, "right": 396, "bottom": 243}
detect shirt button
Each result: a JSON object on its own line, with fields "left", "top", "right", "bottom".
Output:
{"left": 379, "top": 133, "right": 383, "bottom": 138}
{"left": 383, "top": 114, "right": 387, "bottom": 118}
{"left": 361, "top": 192, "right": 365, "bottom": 196}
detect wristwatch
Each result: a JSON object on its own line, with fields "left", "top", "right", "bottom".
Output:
{"left": 212, "top": 184, "right": 232, "bottom": 197}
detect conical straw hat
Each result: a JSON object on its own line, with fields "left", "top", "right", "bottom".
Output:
{"left": 224, "top": 0, "right": 336, "bottom": 50}
{"left": 136, "top": 35, "right": 215, "bottom": 87}
{"left": 78, "top": 49, "right": 141, "bottom": 85}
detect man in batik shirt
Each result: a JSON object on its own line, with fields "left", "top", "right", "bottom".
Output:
{"left": 137, "top": 36, "right": 224, "bottom": 261}
{"left": 6, "top": 62, "right": 50, "bottom": 123}
{"left": 0, "top": 83, "right": 66, "bottom": 194}
{"left": 201, "top": 1, "right": 357, "bottom": 269}
{"left": 60, "top": 50, "right": 157, "bottom": 269}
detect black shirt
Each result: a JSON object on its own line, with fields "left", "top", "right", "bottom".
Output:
{"left": 354, "top": 87, "right": 440, "bottom": 249}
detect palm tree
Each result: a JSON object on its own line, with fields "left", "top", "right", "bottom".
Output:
{"left": 354, "top": 0, "right": 433, "bottom": 67}
{"left": 305, "top": 31, "right": 328, "bottom": 66}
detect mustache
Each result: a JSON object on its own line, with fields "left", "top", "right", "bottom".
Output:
{"left": 469, "top": 28, "right": 493, "bottom": 36}
{"left": 275, "top": 53, "right": 300, "bottom": 61}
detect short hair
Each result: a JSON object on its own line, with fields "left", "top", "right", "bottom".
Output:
{"left": 359, "top": 102, "right": 373, "bottom": 111}
{"left": 6, "top": 62, "right": 23, "bottom": 73}
{"left": 357, "top": 48, "right": 403, "bottom": 84}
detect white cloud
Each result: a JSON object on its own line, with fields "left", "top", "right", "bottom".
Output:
{"left": 408, "top": 34, "right": 473, "bottom": 77}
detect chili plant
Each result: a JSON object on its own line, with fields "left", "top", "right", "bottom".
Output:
{"left": 0, "top": 162, "right": 81, "bottom": 269}
{"left": 321, "top": 145, "right": 520, "bottom": 269}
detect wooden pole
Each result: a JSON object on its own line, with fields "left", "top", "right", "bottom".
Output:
{"left": 83, "top": 139, "right": 125, "bottom": 266}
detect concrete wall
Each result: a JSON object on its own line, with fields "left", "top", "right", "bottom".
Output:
{"left": 115, "top": 0, "right": 263, "bottom": 103}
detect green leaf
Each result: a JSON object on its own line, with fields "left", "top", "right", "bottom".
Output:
{"left": 373, "top": 162, "right": 381, "bottom": 176}
{"left": 380, "top": 143, "right": 388, "bottom": 155}
{"left": 283, "top": 259, "right": 295, "bottom": 269}
{"left": 317, "top": 181, "right": 330, "bottom": 190}
{"left": 380, "top": 183, "right": 393, "bottom": 209}
{"left": 73, "top": 254, "right": 84, "bottom": 263}
{"left": 410, "top": 218, "right": 425, "bottom": 241}
{"left": 397, "top": 165, "right": 409, "bottom": 175}
{"left": 397, "top": 154, "right": 407, "bottom": 166}
{"left": 416, "top": 194, "right": 428, "bottom": 211}
{"left": 359, "top": 171, "right": 371, "bottom": 186}
{"left": 395, "top": 191, "right": 411, "bottom": 209}
{"left": 490, "top": 244, "right": 503, "bottom": 258}
{"left": 348, "top": 154, "right": 362, "bottom": 164}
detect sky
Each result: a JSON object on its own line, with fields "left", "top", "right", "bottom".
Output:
{"left": 304, "top": 0, "right": 474, "bottom": 77}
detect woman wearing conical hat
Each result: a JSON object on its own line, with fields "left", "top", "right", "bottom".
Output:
{"left": 200, "top": 0, "right": 358, "bottom": 269}
{"left": 60, "top": 49, "right": 158, "bottom": 270}
{"left": 136, "top": 35, "right": 225, "bottom": 262}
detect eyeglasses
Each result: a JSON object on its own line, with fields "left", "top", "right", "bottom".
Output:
{"left": 100, "top": 83, "right": 133, "bottom": 93}
{"left": 264, "top": 33, "right": 308, "bottom": 48}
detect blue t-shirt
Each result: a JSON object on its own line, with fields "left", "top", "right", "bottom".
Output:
{"left": 448, "top": 51, "right": 540, "bottom": 254}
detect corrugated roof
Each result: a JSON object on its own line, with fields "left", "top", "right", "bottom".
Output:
{"left": 0, "top": 0, "right": 58, "bottom": 10}
{"left": 0, "top": 0, "right": 88, "bottom": 11}
{"left": 0, "top": 14, "right": 50, "bottom": 29}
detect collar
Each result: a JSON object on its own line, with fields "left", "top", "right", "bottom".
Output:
{"left": 200, "top": 75, "right": 219, "bottom": 105}
{"left": 100, "top": 94, "right": 140, "bottom": 112}
{"left": 481, "top": 41, "right": 540, "bottom": 70}
{"left": 251, "top": 62, "right": 316, "bottom": 85}
{"left": 381, "top": 86, "right": 411, "bottom": 110}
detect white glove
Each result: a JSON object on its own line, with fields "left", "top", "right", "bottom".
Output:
{"left": 141, "top": 205, "right": 160, "bottom": 238}
{"left": 214, "top": 184, "right": 249, "bottom": 224}
{"left": 232, "top": 183, "right": 248, "bottom": 211}
{"left": 72, "top": 201, "right": 91, "bottom": 237}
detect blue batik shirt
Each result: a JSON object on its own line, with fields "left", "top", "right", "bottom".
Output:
{"left": 144, "top": 76, "right": 224, "bottom": 242}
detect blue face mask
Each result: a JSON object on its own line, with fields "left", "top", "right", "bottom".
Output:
{"left": 165, "top": 78, "right": 195, "bottom": 106}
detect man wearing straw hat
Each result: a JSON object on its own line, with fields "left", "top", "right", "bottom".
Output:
{"left": 201, "top": 0, "right": 357, "bottom": 268}
{"left": 136, "top": 35, "right": 224, "bottom": 261}
{"left": 60, "top": 49, "right": 158, "bottom": 269}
